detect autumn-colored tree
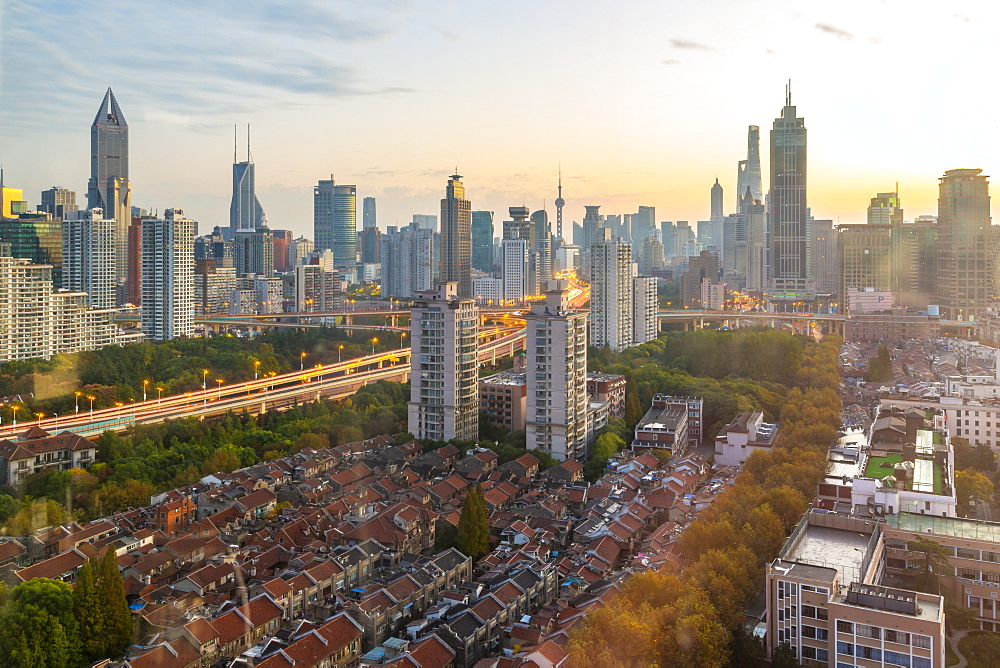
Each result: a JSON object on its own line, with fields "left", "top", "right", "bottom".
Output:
{"left": 956, "top": 468, "right": 995, "bottom": 517}
{"left": 202, "top": 448, "right": 241, "bottom": 475}
{"left": 456, "top": 484, "right": 490, "bottom": 561}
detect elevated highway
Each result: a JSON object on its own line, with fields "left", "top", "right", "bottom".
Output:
{"left": 1, "top": 327, "right": 526, "bottom": 440}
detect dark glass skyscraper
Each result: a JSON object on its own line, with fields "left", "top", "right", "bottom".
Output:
{"left": 767, "top": 87, "right": 809, "bottom": 297}
{"left": 471, "top": 210, "right": 494, "bottom": 272}
{"left": 440, "top": 173, "right": 472, "bottom": 297}
{"left": 87, "top": 88, "right": 131, "bottom": 284}
{"left": 230, "top": 126, "right": 266, "bottom": 233}
{"left": 314, "top": 176, "right": 357, "bottom": 269}
{"left": 737, "top": 125, "right": 763, "bottom": 213}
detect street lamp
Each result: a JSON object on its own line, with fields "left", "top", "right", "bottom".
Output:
{"left": 338, "top": 344, "right": 344, "bottom": 363}
{"left": 254, "top": 360, "right": 261, "bottom": 380}
{"left": 143, "top": 379, "right": 149, "bottom": 402}
{"left": 216, "top": 378, "right": 224, "bottom": 399}
{"left": 87, "top": 396, "right": 95, "bottom": 417}
{"left": 11, "top": 405, "right": 19, "bottom": 427}
{"left": 75, "top": 391, "right": 82, "bottom": 414}
{"left": 371, "top": 337, "right": 378, "bottom": 355}
{"left": 202, "top": 369, "right": 209, "bottom": 404}
{"left": 35, "top": 412, "right": 43, "bottom": 425}
{"left": 157, "top": 386, "right": 164, "bottom": 405}
{"left": 400, "top": 331, "right": 407, "bottom": 347}
{"left": 300, "top": 351, "right": 307, "bottom": 371}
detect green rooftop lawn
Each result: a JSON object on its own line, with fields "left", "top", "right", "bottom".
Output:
{"left": 865, "top": 453, "right": 903, "bottom": 478}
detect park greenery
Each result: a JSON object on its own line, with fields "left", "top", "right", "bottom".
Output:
{"left": 0, "top": 551, "right": 133, "bottom": 666}
{"left": 569, "top": 332, "right": 843, "bottom": 666}
{"left": 0, "top": 327, "right": 406, "bottom": 423}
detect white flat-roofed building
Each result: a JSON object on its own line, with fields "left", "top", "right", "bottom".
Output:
{"left": 633, "top": 275, "right": 657, "bottom": 345}
{"left": 713, "top": 410, "right": 778, "bottom": 467}
{"left": 524, "top": 281, "right": 588, "bottom": 461}
{"left": 408, "top": 283, "right": 479, "bottom": 442}
{"left": 61, "top": 208, "right": 117, "bottom": 309}
{"left": 141, "top": 209, "right": 194, "bottom": 341}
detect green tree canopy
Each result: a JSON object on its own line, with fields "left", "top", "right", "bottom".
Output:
{"left": 456, "top": 484, "right": 491, "bottom": 562}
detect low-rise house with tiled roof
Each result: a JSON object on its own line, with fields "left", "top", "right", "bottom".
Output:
{"left": 210, "top": 594, "right": 284, "bottom": 658}
{"left": 541, "top": 460, "right": 583, "bottom": 484}
{"left": 0, "top": 428, "right": 96, "bottom": 486}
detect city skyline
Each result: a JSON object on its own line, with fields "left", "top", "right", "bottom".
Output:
{"left": 1, "top": 2, "right": 997, "bottom": 238}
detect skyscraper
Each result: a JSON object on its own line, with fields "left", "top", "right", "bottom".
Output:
{"left": 62, "top": 208, "right": 117, "bottom": 309}
{"left": 362, "top": 196, "right": 376, "bottom": 229}
{"left": 633, "top": 206, "right": 656, "bottom": 245}
{"left": 471, "top": 210, "right": 494, "bottom": 273}
{"left": 313, "top": 176, "right": 357, "bottom": 269}
{"left": 39, "top": 187, "right": 78, "bottom": 218}
{"left": 407, "top": 283, "right": 479, "bottom": 442}
{"left": 745, "top": 193, "right": 767, "bottom": 292}
{"left": 837, "top": 222, "right": 892, "bottom": 302}
{"left": 767, "top": 85, "right": 809, "bottom": 298}
{"left": 711, "top": 179, "right": 724, "bottom": 221}
{"left": 141, "top": 209, "right": 195, "bottom": 341}
{"left": 736, "top": 125, "right": 764, "bottom": 213}
{"left": 230, "top": 126, "right": 266, "bottom": 233}
{"left": 868, "top": 191, "right": 904, "bottom": 225}
{"left": 937, "top": 168, "right": 992, "bottom": 320}
{"left": 440, "top": 173, "right": 472, "bottom": 297}
{"left": 531, "top": 209, "right": 551, "bottom": 283}
{"left": 86, "top": 88, "right": 131, "bottom": 286}
{"left": 590, "top": 241, "right": 634, "bottom": 351}
{"left": 525, "top": 283, "right": 589, "bottom": 461}
{"left": 381, "top": 223, "right": 436, "bottom": 299}
{"left": 234, "top": 227, "right": 275, "bottom": 277}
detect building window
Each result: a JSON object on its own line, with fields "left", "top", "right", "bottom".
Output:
{"left": 836, "top": 641, "right": 854, "bottom": 656}
{"left": 836, "top": 621, "right": 854, "bottom": 634}
{"left": 884, "top": 650, "right": 911, "bottom": 666}
{"left": 912, "top": 635, "right": 931, "bottom": 649}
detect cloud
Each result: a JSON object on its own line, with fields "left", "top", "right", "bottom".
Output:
{"left": 662, "top": 59, "right": 682, "bottom": 65}
{"left": 814, "top": 23, "right": 853, "bottom": 40}
{"left": 765, "top": 48, "right": 777, "bottom": 55}
{"left": 670, "top": 38, "right": 716, "bottom": 51}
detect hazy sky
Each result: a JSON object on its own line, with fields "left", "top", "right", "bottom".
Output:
{"left": 1, "top": 1, "right": 998, "bottom": 238}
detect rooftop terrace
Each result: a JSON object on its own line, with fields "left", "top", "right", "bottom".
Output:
{"left": 888, "top": 512, "right": 1000, "bottom": 543}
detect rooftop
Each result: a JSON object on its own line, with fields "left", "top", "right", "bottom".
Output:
{"left": 783, "top": 524, "right": 871, "bottom": 586}
{"left": 888, "top": 512, "right": 1000, "bottom": 543}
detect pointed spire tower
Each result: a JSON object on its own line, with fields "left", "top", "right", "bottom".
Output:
{"left": 87, "top": 87, "right": 131, "bottom": 288}
{"left": 555, "top": 167, "right": 566, "bottom": 240}
{"left": 230, "top": 124, "right": 266, "bottom": 232}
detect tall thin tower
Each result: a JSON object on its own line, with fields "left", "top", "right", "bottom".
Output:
{"left": 736, "top": 125, "right": 763, "bottom": 214}
{"left": 87, "top": 88, "right": 131, "bottom": 285}
{"left": 230, "top": 125, "right": 266, "bottom": 233}
{"left": 555, "top": 168, "right": 565, "bottom": 240}
{"left": 767, "top": 83, "right": 809, "bottom": 297}
{"left": 440, "top": 172, "right": 472, "bottom": 297}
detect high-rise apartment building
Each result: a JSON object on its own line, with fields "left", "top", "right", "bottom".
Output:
{"left": 524, "top": 283, "right": 589, "bottom": 461}
{"left": 440, "top": 174, "right": 472, "bottom": 297}
{"left": 288, "top": 236, "right": 314, "bottom": 268}
{"left": 767, "top": 86, "right": 810, "bottom": 298}
{"left": 407, "top": 283, "right": 478, "bottom": 442}
{"left": 381, "top": 223, "right": 436, "bottom": 299}
{"left": 590, "top": 241, "right": 634, "bottom": 351}
{"left": 471, "top": 210, "right": 494, "bottom": 273}
{"left": 633, "top": 206, "right": 656, "bottom": 248}
{"left": 141, "top": 209, "right": 195, "bottom": 341}
{"left": 639, "top": 237, "right": 664, "bottom": 275}
{"left": 39, "top": 187, "right": 78, "bottom": 218}
{"left": 61, "top": 208, "right": 117, "bottom": 309}
{"left": 745, "top": 195, "right": 767, "bottom": 292}
{"left": 581, "top": 205, "right": 603, "bottom": 255}
{"left": 194, "top": 259, "right": 238, "bottom": 315}
{"left": 838, "top": 223, "right": 893, "bottom": 303}
{"left": 936, "top": 168, "right": 992, "bottom": 320}
{"left": 294, "top": 264, "right": 341, "bottom": 312}
{"left": 234, "top": 227, "right": 275, "bottom": 277}
{"left": 314, "top": 177, "right": 357, "bottom": 268}
{"left": 0, "top": 243, "right": 142, "bottom": 362}
{"left": 125, "top": 216, "right": 145, "bottom": 305}
{"left": 633, "top": 276, "right": 658, "bottom": 345}
{"left": 361, "top": 226, "right": 381, "bottom": 266}
{"left": 736, "top": 125, "right": 764, "bottom": 213}
{"left": 501, "top": 238, "right": 530, "bottom": 303}
{"left": 86, "top": 88, "right": 131, "bottom": 286}
{"left": 894, "top": 218, "right": 937, "bottom": 309}
{"left": 413, "top": 214, "right": 437, "bottom": 232}
{"left": 680, "top": 250, "right": 720, "bottom": 309}
{"left": 271, "top": 230, "right": 292, "bottom": 273}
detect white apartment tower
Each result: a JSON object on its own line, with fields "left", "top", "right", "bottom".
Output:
{"left": 590, "top": 241, "right": 635, "bottom": 351}
{"left": 141, "top": 209, "right": 195, "bottom": 341}
{"left": 61, "top": 208, "right": 117, "bottom": 309}
{"left": 633, "top": 276, "right": 657, "bottom": 345}
{"left": 501, "top": 238, "right": 529, "bottom": 304}
{"left": 408, "top": 282, "right": 479, "bottom": 442}
{"left": 525, "top": 282, "right": 589, "bottom": 461}
{"left": 295, "top": 264, "right": 341, "bottom": 312}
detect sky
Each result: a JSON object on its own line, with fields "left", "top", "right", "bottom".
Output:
{"left": 2, "top": 0, "right": 999, "bottom": 238}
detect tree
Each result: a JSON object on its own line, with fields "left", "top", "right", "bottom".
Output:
{"left": 74, "top": 559, "right": 107, "bottom": 661}
{"left": 864, "top": 345, "right": 893, "bottom": 382}
{"left": 456, "top": 485, "right": 490, "bottom": 562}
{"left": 908, "top": 537, "right": 953, "bottom": 595}
{"left": 956, "top": 469, "right": 995, "bottom": 517}
{"left": 99, "top": 550, "right": 134, "bottom": 655}
{"left": 0, "top": 578, "right": 80, "bottom": 667}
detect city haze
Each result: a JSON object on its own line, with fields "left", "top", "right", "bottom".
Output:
{"left": 1, "top": 0, "right": 997, "bottom": 235}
